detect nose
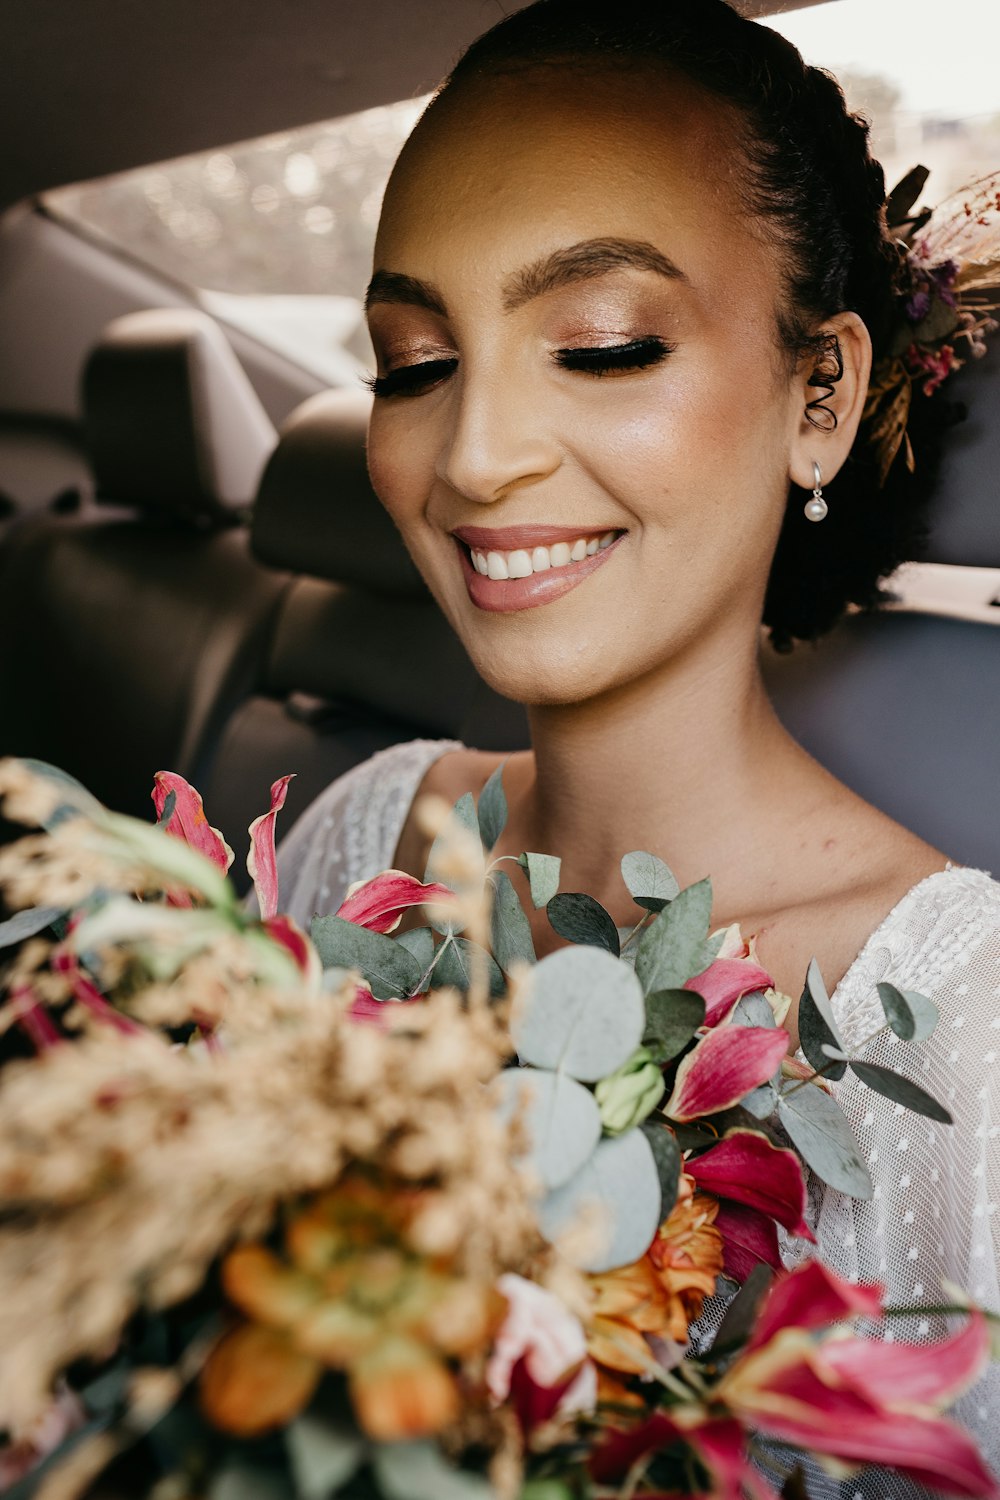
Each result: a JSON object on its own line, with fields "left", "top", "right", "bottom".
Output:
{"left": 435, "top": 365, "right": 562, "bottom": 504}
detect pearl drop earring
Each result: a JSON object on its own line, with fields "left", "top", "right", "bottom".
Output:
{"left": 804, "top": 460, "right": 828, "bottom": 522}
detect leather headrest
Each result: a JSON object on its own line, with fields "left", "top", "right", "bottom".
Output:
{"left": 82, "top": 308, "right": 277, "bottom": 522}
{"left": 251, "top": 388, "right": 427, "bottom": 597}
{"left": 923, "top": 335, "right": 1000, "bottom": 567}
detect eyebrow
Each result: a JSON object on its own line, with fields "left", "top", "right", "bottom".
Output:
{"left": 365, "top": 237, "right": 687, "bottom": 319}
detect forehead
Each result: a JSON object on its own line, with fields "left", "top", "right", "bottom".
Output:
{"left": 374, "top": 64, "right": 776, "bottom": 320}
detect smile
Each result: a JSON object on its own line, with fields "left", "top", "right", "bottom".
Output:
{"left": 452, "top": 524, "right": 625, "bottom": 613}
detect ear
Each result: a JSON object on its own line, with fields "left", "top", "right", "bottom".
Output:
{"left": 788, "top": 310, "right": 872, "bottom": 492}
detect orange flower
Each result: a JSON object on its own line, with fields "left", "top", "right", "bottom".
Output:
{"left": 586, "top": 1174, "right": 723, "bottom": 1374}
{"left": 200, "top": 1175, "right": 504, "bottom": 1442}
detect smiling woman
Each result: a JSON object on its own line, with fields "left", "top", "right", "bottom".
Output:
{"left": 274, "top": 0, "right": 1000, "bottom": 1487}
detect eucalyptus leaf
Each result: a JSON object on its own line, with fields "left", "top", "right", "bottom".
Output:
{"left": 741, "top": 1080, "right": 779, "bottom": 1119}
{"left": 538, "top": 1128, "right": 662, "bottom": 1272}
{"left": 17, "top": 758, "right": 106, "bottom": 829}
{"left": 778, "top": 1082, "right": 873, "bottom": 1197}
{"left": 709, "top": 1262, "right": 774, "bottom": 1355}
{"left": 477, "top": 760, "right": 508, "bottom": 852}
{"left": 730, "top": 991, "right": 776, "bottom": 1029}
{"left": 0, "top": 905, "right": 63, "bottom": 950}
{"left": 433, "top": 936, "right": 506, "bottom": 998}
{"left": 797, "top": 958, "right": 847, "bottom": 1081}
{"left": 621, "top": 849, "right": 680, "bottom": 911}
{"left": 286, "top": 1414, "right": 366, "bottom": 1500}
{"left": 490, "top": 869, "right": 536, "bottom": 970}
{"left": 876, "top": 981, "right": 939, "bottom": 1043}
{"left": 643, "top": 988, "right": 705, "bottom": 1061}
{"left": 849, "top": 1060, "right": 953, "bottom": 1122}
{"left": 395, "top": 924, "right": 436, "bottom": 972}
{"left": 518, "top": 851, "right": 561, "bottom": 909}
{"left": 309, "top": 915, "right": 423, "bottom": 999}
{"left": 513, "top": 946, "right": 645, "bottom": 1081}
{"left": 207, "top": 1463, "right": 295, "bottom": 1500}
{"left": 495, "top": 1066, "right": 603, "bottom": 1189}
{"left": 640, "top": 1118, "right": 681, "bottom": 1211}
{"left": 635, "top": 878, "right": 713, "bottom": 995}
{"left": 424, "top": 792, "right": 479, "bottom": 884}
{"left": 547, "top": 891, "right": 620, "bottom": 955}
{"left": 374, "top": 1440, "right": 495, "bottom": 1500}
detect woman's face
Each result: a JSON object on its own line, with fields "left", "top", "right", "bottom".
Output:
{"left": 366, "top": 65, "right": 809, "bottom": 705}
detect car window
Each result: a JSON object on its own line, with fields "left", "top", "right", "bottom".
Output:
{"left": 44, "top": 97, "right": 428, "bottom": 386}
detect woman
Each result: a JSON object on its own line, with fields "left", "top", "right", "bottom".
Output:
{"left": 278, "top": 0, "right": 1000, "bottom": 1477}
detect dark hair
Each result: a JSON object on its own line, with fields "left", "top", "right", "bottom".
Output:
{"left": 437, "top": 0, "right": 957, "bottom": 650}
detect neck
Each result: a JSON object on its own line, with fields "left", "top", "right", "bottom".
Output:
{"left": 519, "top": 627, "right": 805, "bottom": 912}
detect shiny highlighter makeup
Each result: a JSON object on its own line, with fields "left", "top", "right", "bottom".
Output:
{"left": 453, "top": 524, "right": 624, "bottom": 612}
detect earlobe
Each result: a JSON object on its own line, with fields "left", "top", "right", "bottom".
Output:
{"left": 789, "top": 310, "right": 873, "bottom": 491}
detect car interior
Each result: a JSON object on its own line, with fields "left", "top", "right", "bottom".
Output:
{"left": 0, "top": 0, "right": 997, "bottom": 891}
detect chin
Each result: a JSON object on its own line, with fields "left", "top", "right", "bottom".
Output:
{"left": 460, "top": 631, "right": 627, "bottom": 709}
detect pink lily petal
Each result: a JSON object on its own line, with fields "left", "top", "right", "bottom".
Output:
{"left": 690, "top": 1419, "right": 782, "bottom": 1500}
{"left": 261, "top": 914, "right": 321, "bottom": 986}
{"left": 9, "top": 984, "right": 62, "bottom": 1052}
{"left": 748, "top": 1259, "right": 884, "bottom": 1352}
{"left": 335, "top": 868, "right": 455, "bottom": 934}
{"left": 247, "top": 775, "right": 295, "bottom": 921}
{"left": 726, "top": 1349, "right": 999, "bottom": 1497}
{"left": 712, "top": 1199, "right": 782, "bottom": 1281}
{"left": 347, "top": 986, "right": 425, "bottom": 1027}
{"left": 687, "top": 958, "right": 776, "bottom": 1028}
{"left": 664, "top": 1026, "right": 789, "bottom": 1123}
{"left": 687, "top": 1129, "right": 814, "bottom": 1241}
{"left": 822, "top": 1311, "right": 989, "bottom": 1411}
{"left": 589, "top": 1413, "right": 685, "bottom": 1485}
{"left": 508, "top": 1354, "right": 593, "bottom": 1435}
{"left": 152, "top": 772, "right": 234, "bottom": 875}
{"left": 52, "top": 947, "right": 143, "bottom": 1036}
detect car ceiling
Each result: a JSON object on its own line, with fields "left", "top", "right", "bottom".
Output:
{"left": 0, "top": 0, "right": 834, "bottom": 210}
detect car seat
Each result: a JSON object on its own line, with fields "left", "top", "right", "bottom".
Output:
{"left": 763, "top": 340, "right": 1000, "bottom": 873}
{"left": 0, "top": 308, "right": 288, "bottom": 818}
{"left": 198, "top": 388, "right": 529, "bottom": 878}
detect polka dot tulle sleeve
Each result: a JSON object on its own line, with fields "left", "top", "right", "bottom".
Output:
{"left": 274, "top": 739, "right": 461, "bottom": 929}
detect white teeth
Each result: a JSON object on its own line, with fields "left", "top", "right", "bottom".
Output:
{"left": 468, "top": 532, "right": 619, "bottom": 580}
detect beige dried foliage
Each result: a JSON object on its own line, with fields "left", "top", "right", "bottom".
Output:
{"left": 0, "top": 977, "right": 544, "bottom": 1437}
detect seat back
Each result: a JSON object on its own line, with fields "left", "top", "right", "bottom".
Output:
{"left": 0, "top": 309, "right": 287, "bottom": 818}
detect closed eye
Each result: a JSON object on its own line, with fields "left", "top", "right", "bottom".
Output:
{"left": 364, "top": 357, "right": 458, "bottom": 399}
{"left": 554, "top": 336, "right": 675, "bottom": 375}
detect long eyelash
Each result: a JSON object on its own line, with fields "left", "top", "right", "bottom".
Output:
{"left": 364, "top": 358, "right": 458, "bottom": 399}
{"left": 555, "top": 337, "right": 675, "bottom": 375}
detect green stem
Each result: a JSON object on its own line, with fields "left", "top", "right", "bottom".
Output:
{"left": 413, "top": 930, "right": 453, "bottom": 994}
{"left": 619, "top": 909, "right": 656, "bottom": 953}
{"left": 781, "top": 1020, "right": 890, "bottom": 1098}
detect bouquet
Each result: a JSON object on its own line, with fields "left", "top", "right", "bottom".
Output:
{"left": 0, "top": 757, "right": 996, "bottom": 1500}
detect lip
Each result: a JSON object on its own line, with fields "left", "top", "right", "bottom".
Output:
{"left": 452, "top": 523, "right": 620, "bottom": 551}
{"left": 455, "top": 532, "right": 624, "bottom": 613}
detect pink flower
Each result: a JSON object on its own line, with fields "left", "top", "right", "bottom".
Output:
{"left": 152, "top": 772, "right": 234, "bottom": 877}
{"left": 686, "top": 957, "right": 776, "bottom": 1028}
{"left": 716, "top": 1261, "right": 998, "bottom": 1498}
{"left": 664, "top": 1026, "right": 789, "bottom": 1123}
{"left": 486, "top": 1274, "right": 596, "bottom": 1430}
{"left": 247, "top": 776, "right": 295, "bottom": 921}
{"left": 335, "top": 869, "right": 455, "bottom": 934}
{"left": 686, "top": 1128, "right": 814, "bottom": 1279}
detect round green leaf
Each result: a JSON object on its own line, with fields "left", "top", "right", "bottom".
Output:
{"left": 621, "top": 849, "right": 679, "bottom": 911}
{"left": 513, "top": 946, "right": 645, "bottom": 1081}
{"left": 547, "top": 892, "right": 620, "bottom": 955}
{"left": 876, "top": 982, "right": 939, "bottom": 1043}
{"left": 777, "top": 1083, "right": 872, "bottom": 1198}
{"left": 538, "top": 1129, "right": 662, "bottom": 1272}
{"left": 849, "top": 1060, "right": 953, "bottom": 1122}
{"left": 495, "top": 1066, "right": 603, "bottom": 1189}
{"left": 517, "top": 852, "right": 562, "bottom": 909}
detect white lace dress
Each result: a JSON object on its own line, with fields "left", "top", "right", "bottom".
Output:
{"left": 276, "top": 739, "right": 1000, "bottom": 1488}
